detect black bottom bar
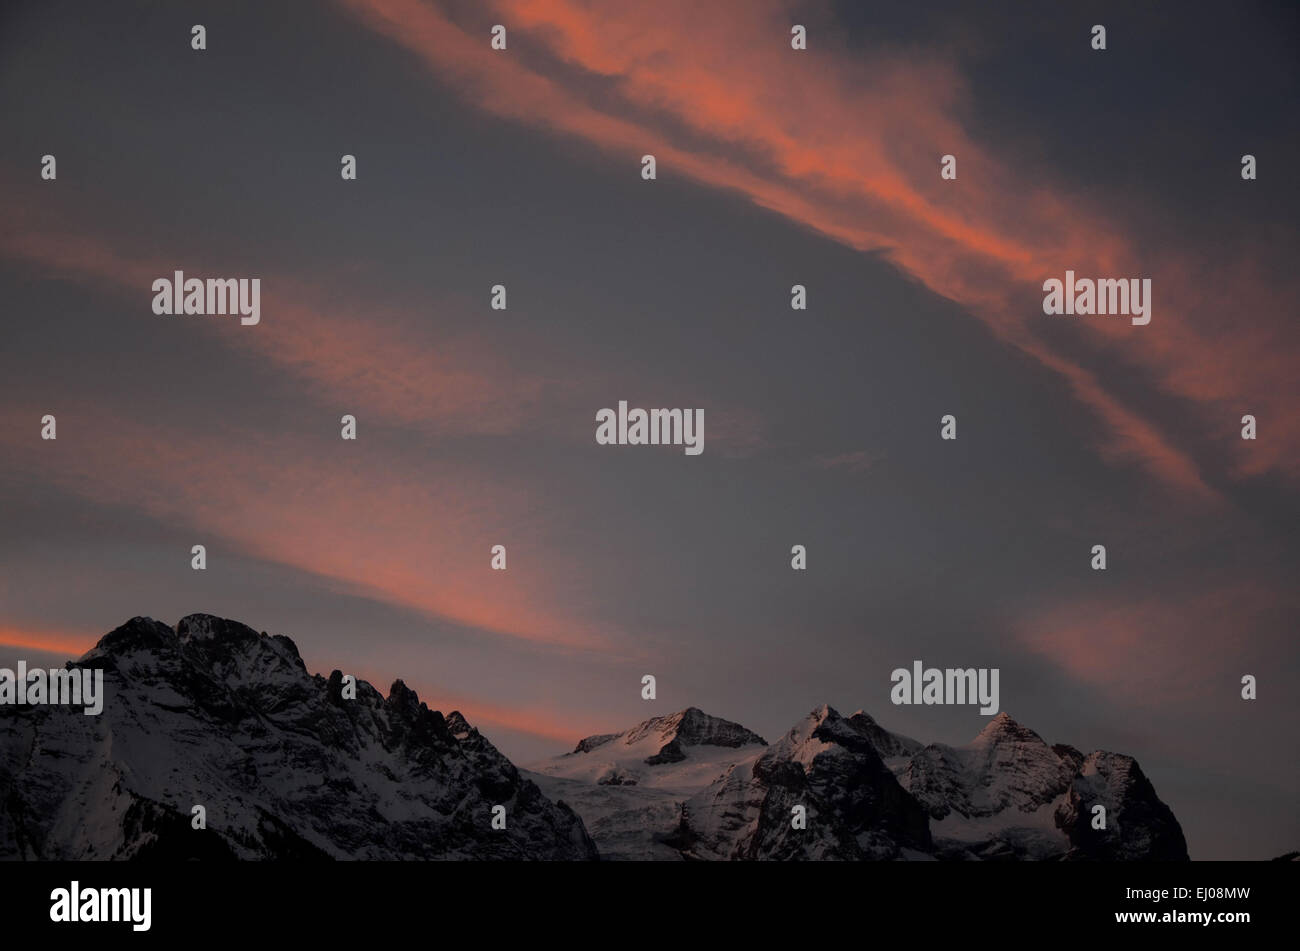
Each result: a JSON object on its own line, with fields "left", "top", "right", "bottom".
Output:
{"left": 2, "top": 860, "right": 1288, "bottom": 938}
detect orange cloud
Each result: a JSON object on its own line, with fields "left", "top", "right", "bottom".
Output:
{"left": 0, "top": 193, "right": 566, "bottom": 439}
{"left": 346, "top": 664, "right": 598, "bottom": 744}
{"left": 1015, "top": 580, "right": 1288, "bottom": 705}
{"left": 0, "top": 183, "right": 769, "bottom": 456}
{"left": 0, "top": 626, "right": 96, "bottom": 659}
{"left": 336, "top": 0, "right": 1298, "bottom": 495}
{"left": 0, "top": 400, "right": 616, "bottom": 652}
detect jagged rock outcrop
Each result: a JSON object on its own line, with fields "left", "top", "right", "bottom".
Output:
{"left": 0, "top": 614, "right": 597, "bottom": 860}
{"left": 672, "top": 705, "right": 932, "bottom": 860}
{"left": 904, "top": 713, "right": 1077, "bottom": 821}
{"left": 879, "top": 712, "right": 1187, "bottom": 860}
{"left": 1053, "top": 751, "right": 1188, "bottom": 861}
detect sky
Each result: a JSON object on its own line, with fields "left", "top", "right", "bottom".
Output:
{"left": 0, "top": 0, "right": 1297, "bottom": 859}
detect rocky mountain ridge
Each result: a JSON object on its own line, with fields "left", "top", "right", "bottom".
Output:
{"left": 1, "top": 614, "right": 1188, "bottom": 862}
{"left": 531, "top": 704, "right": 1189, "bottom": 861}
{"left": 0, "top": 614, "right": 596, "bottom": 860}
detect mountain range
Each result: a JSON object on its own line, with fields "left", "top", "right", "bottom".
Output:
{"left": 1, "top": 614, "right": 1188, "bottom": 861}
{"left": 527, "top": 704, "right": 1188, "bottom": 861}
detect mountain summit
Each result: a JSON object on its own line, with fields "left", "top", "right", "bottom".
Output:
{"left": 0, "top": 614, "right": 596, "bottom": 860}
{"left": 531, "top": 703, "right": 1188, "bottom": 861}
{"left": 571, "top": 706, "right": 766, "bottom": 764}
{"left": 527, "top": 707, "right": 771, "bottom": 859}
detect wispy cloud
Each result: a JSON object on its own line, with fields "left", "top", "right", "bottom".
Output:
{"left": 0, "top": 626, "right": 97, "bottom": 658}
{"left": 0, "top": 399, "right": 617, "bottom": 652}
{"left": 335, "top": 0, "right": 1298, "bottom": 498}
{"left": 1015, "top": 578, "right": 1293, "bottom": 706}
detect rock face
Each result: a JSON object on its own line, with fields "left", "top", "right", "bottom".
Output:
{"left": 893, "top": 712, "right": 1188, "bottom": 861}
{"left": 0, "top": 615, "right": 597, "bottom": 860}
{"left": 1052, "top": 751, "right": 1188, "bottom": 861}
{"left": 531, "top": 706, "right": 1189, "bottom": 862}
{"left": 905, "top": 713, "right": 1075, "bottom": 821}
{"left": 672, "top": 705, "right": 932, "bottom": 860}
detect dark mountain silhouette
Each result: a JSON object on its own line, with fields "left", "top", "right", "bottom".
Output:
{"left": 0, "top": 614, "right": 596, "bottom": 860}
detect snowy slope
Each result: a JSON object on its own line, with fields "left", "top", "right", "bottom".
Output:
{"left": 533, "top": 706, "right": 766, "bottom": 790}
{"left": 526, "top": 707, "right": 767, "bottom": 859}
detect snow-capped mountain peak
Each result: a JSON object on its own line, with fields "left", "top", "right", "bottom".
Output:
{"left": 525, "top": 707, "right": 770, "bottom": 859}
{"left": 581, "top": 706, "right": 767, "bottom": 756}
{"left": 1, "top": 615, "right": 597, "bottom": 860}
{"left": 533, "top": 702, "right": 1188, "bottom": 862}
{"left": 540, "top": 707, "right": 767, "bottom": 791}
{"left": 971, "top": 711, "right": 1043, "bottom": 746}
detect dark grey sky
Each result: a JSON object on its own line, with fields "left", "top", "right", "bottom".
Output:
{"left": 1, "top": 0, "right": 1296, "bottom": 859}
